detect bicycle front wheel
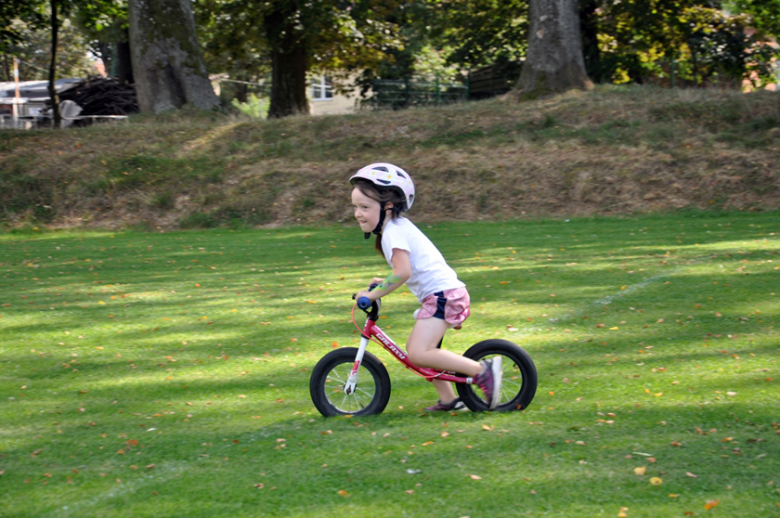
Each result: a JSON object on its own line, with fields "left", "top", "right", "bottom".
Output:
{"left": 310, "top": 347, "right": 391, "bottom": 417}
{"left": 456, "top": 339, "right": 537, "bottom": 412}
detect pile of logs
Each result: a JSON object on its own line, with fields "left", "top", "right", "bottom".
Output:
{"left": 57, "top": 76, "right": 139, "bottom": 116}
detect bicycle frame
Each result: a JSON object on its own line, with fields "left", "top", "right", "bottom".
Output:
{"left": 343, "top": 303, "right": 473, "bottom": 396}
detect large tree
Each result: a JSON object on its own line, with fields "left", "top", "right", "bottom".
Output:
{"left": 197, "top": 0, "right": 398, "bottom": 118}
{"left": 127, "top": 0, "right": 220, "bottom": 113}
{"left": 513, "top": 0, "right": 592, "bottom": 98}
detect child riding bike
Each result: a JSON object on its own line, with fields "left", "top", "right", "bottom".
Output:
{"left": 350, "top": 162, "right": 503, "bottom": 410}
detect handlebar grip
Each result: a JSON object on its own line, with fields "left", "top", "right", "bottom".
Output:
{"left": 356, "top": 296, "right": 372, "bottom": 310}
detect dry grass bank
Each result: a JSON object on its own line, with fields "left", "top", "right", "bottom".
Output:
{"left": 1, "top": 84, "right": 779, "bottom": 230}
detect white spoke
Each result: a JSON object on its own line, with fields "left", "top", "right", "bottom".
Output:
{"left": 326, "top": 362, "right": 376, "bottom": 413}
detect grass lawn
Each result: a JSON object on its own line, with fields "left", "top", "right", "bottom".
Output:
{"left": 1, "top": 211, "right": 778, "bottom": 517}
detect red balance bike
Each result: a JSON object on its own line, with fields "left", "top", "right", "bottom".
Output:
{"left": 310, "top": 289, "right": 538, "bottom": 416}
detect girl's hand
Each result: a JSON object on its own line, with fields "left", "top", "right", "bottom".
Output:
{"left": 371, "top": 277, "right": 385, "bottom": 286}
{"left": 355, "top": 289, "right": 375, "bottom": 302}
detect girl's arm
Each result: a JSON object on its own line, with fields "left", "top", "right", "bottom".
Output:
{"left": 357, "top": 249, "right": 411, "bottom": 302}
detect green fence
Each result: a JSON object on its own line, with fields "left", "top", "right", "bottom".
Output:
{"left": 364, "top": 78, "right": 468, "bottom": 110}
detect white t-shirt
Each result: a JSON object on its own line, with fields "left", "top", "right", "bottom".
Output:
{"left": 381, "top": 217, "right": 465, "bottom": 302}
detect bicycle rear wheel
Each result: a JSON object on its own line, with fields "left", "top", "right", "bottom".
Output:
{"left": 456, "top": 339, "right": 537, "bottom": 412}
{"left": 310, "top": 347, "right": 391, "bottom": 417}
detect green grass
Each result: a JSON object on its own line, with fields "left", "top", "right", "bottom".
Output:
{"left": 1, "top": 212, "right": 779, "bottom": 517}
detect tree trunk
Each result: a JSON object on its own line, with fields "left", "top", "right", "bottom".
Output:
{"left": 116, "top": 27, "right": 134, "bottom": 85}
{"left": 579, "top": 0, "right": 601, "bottom": 82}
{"left": 48, "top": 0, "right": 61, "bottom": 128}
{"left": 265, "top": 10, "right": 309, "bottom": 118}
{"left": 234, "top": 73, "right": 248, "bottom": 103}
{"left": 127, "top": 0, "right": 220, "bottom": 113}
{"left": 513, "top": 0, "right": 593, "bottom": 99}
{"left": 2, "top": 54, "right": 11, "bottom": 82}
{"left": 95, "top": 41, "right": 113, "bottom": 77}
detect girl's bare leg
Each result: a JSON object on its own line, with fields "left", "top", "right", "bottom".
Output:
{"left": 406, "top": 317, "right": 482, "bottom": 403}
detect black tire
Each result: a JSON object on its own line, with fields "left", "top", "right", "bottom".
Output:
{"left": 310, "top": 347, "right": 391, "bottom": 417}
{"left": 456, "top": 339, "right": 537, "bottom": 412}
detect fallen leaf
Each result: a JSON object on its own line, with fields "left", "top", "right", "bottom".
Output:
{"left": 481, "top": 424, "right": 494, "bottom": 431}
{"left": 650, "top": 477, "right": 663, "bottom": 485}
{"left": 704, "top": 500, "right": 720, "bottom": 510}
{"left": 686, "top": 472, "right": 698, "bottom": 478}
{"left": 422, "top": 441, "right": 434, "bottom": 446}
{"left": 405, "top": 490, "right": 414, "bottom": 494}
{"left": 671, "top": 441, "right": 682, "bottom": 447}
{"left": 469, "top": 474, "right": 482, "bottom": 480}
{"left": 634, "top": 466, "right": 647, "bottom": 475}
{"left": 337, "top": 489, "right": 350, "bottom": 497}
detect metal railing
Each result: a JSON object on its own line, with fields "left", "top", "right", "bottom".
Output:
{"left": 364, "top": 78, "right": 468, "bottom": 110}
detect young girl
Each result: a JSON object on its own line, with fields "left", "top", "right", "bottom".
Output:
{"left": 351, "top": 162, "right": 502, "bottom": 411}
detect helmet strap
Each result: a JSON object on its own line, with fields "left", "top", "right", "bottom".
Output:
{"left": 365, "top": 204, "right": 398, "bottom": 239}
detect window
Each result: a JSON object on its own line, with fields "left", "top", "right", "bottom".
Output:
{"left": 311, "top": 76, "right": 333, "bottom": 101}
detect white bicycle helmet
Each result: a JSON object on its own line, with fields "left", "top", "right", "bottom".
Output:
{"left": 349, "top": 162, "right": 415, "bottom": 212}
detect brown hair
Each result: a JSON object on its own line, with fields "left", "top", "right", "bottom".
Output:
{"left": 351, "top": 178, "right": 406, "bottom": 255}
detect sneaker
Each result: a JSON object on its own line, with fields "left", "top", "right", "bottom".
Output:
{"left": 424, "top": 398, "right": 466, "bottom": 412}
{"left": 473, "top": 357, "right": 503, "bottom": 410}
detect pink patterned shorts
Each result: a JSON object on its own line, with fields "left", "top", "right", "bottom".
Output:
{"left": 417, "top": 287, "right": 471, "bottom": 326}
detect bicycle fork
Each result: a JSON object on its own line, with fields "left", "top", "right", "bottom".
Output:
{"left": 344, "top": 335, "right": 370, "bottom": 395}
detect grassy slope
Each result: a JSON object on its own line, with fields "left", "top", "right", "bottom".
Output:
{"left": 0, "top": 212, "right": 778, "bottom": 517}
{"left": 1, "top": 85, "right": 779, "bottom": 229}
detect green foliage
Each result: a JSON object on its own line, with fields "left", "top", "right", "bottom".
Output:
{"left": 231, "top": 93, "right": 268, "bottom": 119}
{"left": 0, "top": 0, "right": 46, "bottom": 52}
{"left": 442, "top": 0, "right": 529, "bottom": 68}
{"left": 727, "top": 0, "right": 780, "bottom": 36}
{"left": 596, "top": 1, "right": 779, "bottom": 87}
{"left": 2, "top": 17, "right": 95, "bottom": 81}
{"left": 71, "top": 0, "right": 129, "bottom": 77}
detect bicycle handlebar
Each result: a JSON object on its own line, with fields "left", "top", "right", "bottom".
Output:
{"left": 353, "top": 283, "right": 379, "bottom": 311}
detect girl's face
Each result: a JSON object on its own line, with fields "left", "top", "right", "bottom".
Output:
{"left": 352, "top": 187, "right": 383, "bottom": 233}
